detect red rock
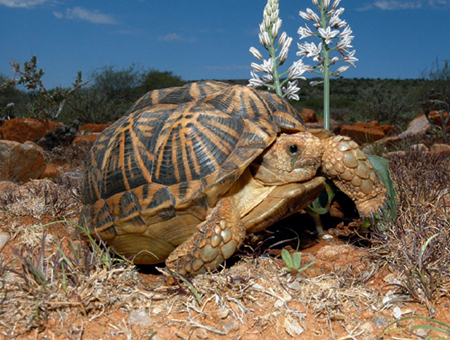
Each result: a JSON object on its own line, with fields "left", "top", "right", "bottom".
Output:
{"left": 0, "top": 140, "right": 46, "bottom": 183}
{"left": 329, "top": 200, "right": 345, "bottom": 219}
{"left": 300, "top": 108, "right": 318, "bottom": 123}
{"left": 379, "top": 124, "right": 395, "bottom": 136}
{"left": 340, "top": 121, "right": 387, "bottom": 143}
{"left": 79, "top": 123, "right": 109, "bottom": 134}
{"left": 40, "top": 163, "right": 61, "bottom": 179}
{"left": 42, "top": 120, "right": 64, "bottom": 132}
{"left": 73, "top": 134, "right": 98, "bottom": 146}
{"left": 1, "top": 118, "right": 47, "bottom": 143}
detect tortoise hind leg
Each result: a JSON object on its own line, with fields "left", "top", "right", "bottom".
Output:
{"left": 166, "top": 197, "right": 246, "bottom": 276}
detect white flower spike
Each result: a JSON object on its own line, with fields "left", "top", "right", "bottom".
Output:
{"left": 249, "top": 0, "right": 357, "bottom": 117}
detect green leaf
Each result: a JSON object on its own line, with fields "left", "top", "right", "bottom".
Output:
{"left": 281, "top": 249, "right": 293, "bottom": 268}
{"left": 367, "top": 154, "right": 398, "bottom": 221}
{"left": 292, "top": 252, "right": 301, "bottom": 269}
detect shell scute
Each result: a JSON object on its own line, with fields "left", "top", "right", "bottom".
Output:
{"left": 78, "top": 81, "right": 305, "bottom": 247}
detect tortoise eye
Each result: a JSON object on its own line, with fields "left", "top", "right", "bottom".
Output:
{"left": 288, "top": 144, "right": 299, "bottom": 156}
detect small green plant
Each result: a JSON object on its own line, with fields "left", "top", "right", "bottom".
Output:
{"left": 280, "top": 249, "right": 314, "bottom": 275}
{"left": 4, "top": 56, "right": 90, "bottom": 120}
{"left": 378, "top": 316, "right": 450, "bottom": 340}
{"left": 170, "top": 271, "right": 202, "bottom": 305}
{"left": 304, "top": 181, "right": 335, "bottom": 235}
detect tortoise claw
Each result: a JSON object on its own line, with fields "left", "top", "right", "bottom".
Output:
{"left": 378, "top": 206, "right": 386, "bottom": 219}
{"left": 360, "top": 211, "right": 365, "bottom": 223}
{"left": 370, "top": 212, "right": 376, "bottom": 226}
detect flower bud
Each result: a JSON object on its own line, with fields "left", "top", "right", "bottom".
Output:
{"left": 250, "top": 47, "right": 264, "bottom": 61}
{"left": 259, "top": 23, "right": 266, "bottom": 34}
{"left": 332, "top": 0, "right": 341, "bottom": 9}
{"left": 278, "top": 36, "right": 292, "bottom": 65}
{"left": 335, "top": 65, "right": 350, "bottom": 75}
{"left": 264, "top": 15, "right": 271, "bottom": 28}
{"left": 251, "top": 62, "right": 266, "bottom": 73}
{"left": 299, "top": 10, "right": 311, "bottom": 21}
{"left": 259, "top": 31, "right": 271, "bottom": 47}
{"left": 278, "top": 31, "right": 287, "bottom": 46}
{"left": 330, "top": 56, "right": 339, "bottom": 65}
{"left": 248, "top": 71, "right": 265, "bottom": 87}
{"left": 272, "top": 18, "right": 282, "bottom": 38}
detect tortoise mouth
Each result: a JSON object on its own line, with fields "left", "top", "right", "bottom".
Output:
{"left": 294, "top": 156, "right": 319, "bottom": 168}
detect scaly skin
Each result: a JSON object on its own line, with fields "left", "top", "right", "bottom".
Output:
{"left": 320, "top": 135, "right": 387, "bottom": 221}
{"left": 166, "top": 132, "right": 387, "bottom": 276}
{"left": 166, "top": 197, "right": 246, "bottom": 276}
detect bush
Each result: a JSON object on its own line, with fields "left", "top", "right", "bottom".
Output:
{"left": 60, "top": 65, "right": 186, "bottom": 124}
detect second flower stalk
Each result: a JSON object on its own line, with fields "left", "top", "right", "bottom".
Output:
{"left": 249, "top": 0, "right": 358, "bottom": 131}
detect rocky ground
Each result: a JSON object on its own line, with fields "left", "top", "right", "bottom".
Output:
{"left": 0, "top": 113, "right": 449, "bottom": 339}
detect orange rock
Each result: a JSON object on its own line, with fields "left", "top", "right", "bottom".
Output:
{"left": 0, "top": 140, "right": 46, "bottom": 183}
{"left": 340, "top": 121, "right": 388, "bottom": 143}
{"left": 379, "top": 124, "right": 394, "bottom": 136}
{"left": 300, "top": 108, "right": 318, "bottom": 123}
{"left": 79, "top": 123, "right": 109, "bottom": 134}
{"left": 40, "top": 163, "right": 61, "bottom": 179}
{"left": 42, "top": 120, "right": 64, "bottom": 132}
{"left": 1, "top": 118, "right": 47, "bottom": 143}
{"left": 73, "top": 134, "right": 98, "bottom": 146}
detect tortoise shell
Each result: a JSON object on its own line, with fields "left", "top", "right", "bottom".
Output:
{"left": 78, "top": 81, "right": 305, "bottom": 262}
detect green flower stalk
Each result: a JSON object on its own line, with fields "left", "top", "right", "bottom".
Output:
{"left": 248, "top": 0, "right": 309, "bottom": 100}
{"left": 298, "top": 0, "right": 357, "bottom": 130}
{"left": 249, "top": 0, "right": 358, "bottom": 131}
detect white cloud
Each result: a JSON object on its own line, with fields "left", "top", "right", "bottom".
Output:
{"left": 357, "top": 0, "right": 450, "bottom": 10}
{"left": 429, "top": 0, "right": 450, "bottom": 6}
{"left": 374, "top": 0, "right": 422, "bottom": 10}
{"left": 158, "top": 33, "right": 195, "bottom": 42}
{"left": 53, "top": 10, "right": 62, "bottom": 18}
{"left": 0, "top": 0, "right": 51, "bottom": 8}
{"left": 54, "top": 7, "right": 119, "bottom": 25}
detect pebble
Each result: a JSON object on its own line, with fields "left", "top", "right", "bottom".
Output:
{"left": 129, "top": 310, "right": 152, "bottom": 327}
{"left": 222, "top": 319, "right": 240, "bottom": 334}
{"left": 0, "top": 232, "right": 10, "bottom": 251}
{"left": 371, "top": 317, "right": 387, "bottom": 328}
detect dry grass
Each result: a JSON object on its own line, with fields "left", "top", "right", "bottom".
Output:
{"left": 0, "top": 149, "right": 449, "bottom": 339}
{"left": 371, "top": 151, "right": 450, "bottom": 312}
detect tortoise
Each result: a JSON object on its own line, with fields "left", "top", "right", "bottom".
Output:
{"left": 77, "top": 80, "right": 387, "bottom": 276}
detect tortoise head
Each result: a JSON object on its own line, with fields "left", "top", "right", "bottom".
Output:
{"left": 252, "top": 132, "right": 324, "bottom": 185}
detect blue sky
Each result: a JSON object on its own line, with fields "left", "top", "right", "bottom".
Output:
{"left": 1, "top": 0, "right": 449, "bottom": 89}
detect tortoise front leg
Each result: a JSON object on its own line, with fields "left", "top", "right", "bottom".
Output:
{"left": 320, "top": 136, "right": 388, "bottom": 222}
{"left": 166, "top": 197, "right": 246, "bottom": 276}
